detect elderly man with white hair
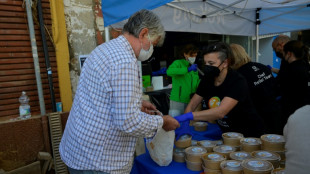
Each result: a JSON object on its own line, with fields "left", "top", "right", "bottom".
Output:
{"left": 59, "top": 9, "right": 179, "bottom": 174}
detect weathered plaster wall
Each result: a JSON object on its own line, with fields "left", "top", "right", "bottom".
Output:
{"left": 63, "top": 0, "right": 105, "bottom": 97}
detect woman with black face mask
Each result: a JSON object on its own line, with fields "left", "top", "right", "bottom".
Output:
{"left": 174, "top": 42, "right": 265, "bottom": 138}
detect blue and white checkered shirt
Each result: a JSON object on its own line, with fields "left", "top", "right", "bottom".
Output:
{"left": 59, "top": 36, "right": 163, "bottom": 174}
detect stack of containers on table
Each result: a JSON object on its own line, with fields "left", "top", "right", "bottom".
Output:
{"left": 172, "top": 127, "right": 287, "bottom": 174}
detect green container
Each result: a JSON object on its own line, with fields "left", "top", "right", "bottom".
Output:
{"left": 142, "top": 75, "right": 151, "bottom": 88}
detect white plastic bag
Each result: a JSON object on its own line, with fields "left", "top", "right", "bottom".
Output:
{"left": 146, "top": 128, "right": 175, "bottom": 166}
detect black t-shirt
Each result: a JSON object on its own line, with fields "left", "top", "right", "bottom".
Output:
{"left": 196, "top": 70, "right": 264, "bottom": 137}
{"left": 280, "top": 59, "right": 310, "bottom": 117}
{"left": 275, "top": 60, "right": 289, "bottom": 96}
{"left": 237, "top": 62, "right": 278, "bottom": 113}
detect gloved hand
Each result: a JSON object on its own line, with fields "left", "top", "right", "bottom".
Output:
{"left": 175, "top": 121, "right": 192, "bottom": 141}
{"left": 267, "top": 65, "right": 272, "bottom": 70}
{"left": 188, "top": 64, "right": 198, "bottom": 72}
{"left": 151, "top": 68, "right": 167, "bottom": 76}
{"left": 174, "top": 112, "right": 194, "bottom": 122}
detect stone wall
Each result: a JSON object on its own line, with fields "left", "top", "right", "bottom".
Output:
{"left": 63, "top": 0, "right": 105, "bottom": 97}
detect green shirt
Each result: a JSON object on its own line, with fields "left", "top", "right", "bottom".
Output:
{"left": 167, "top": 59, "right": 200, "bottom": 103}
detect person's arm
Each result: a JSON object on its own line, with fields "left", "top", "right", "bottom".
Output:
{"left": 111, "top": 62, "right": 177, "bottom": 137}
{"left": 193, "top": 96, "right": 238, "bottom": 121}
{"left": 185, "top": 94, "right": 203, "bottom": 113}
{"left": 267, "top": 65, "right": 279, "bottom": 74}
{"left": 271, "top": 67, "right": 279, "bottom": 74}
{"left": 166, "top": 60, "right": 188, "bottom": 76}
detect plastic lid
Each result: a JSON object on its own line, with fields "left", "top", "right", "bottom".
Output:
{"left": 174, "top": 148, "right": 185, "bottom": 156}
{"left": 221, "top": 160, "right": 243, "bottom": 171}
{"left": 241, "top": 138, "right": 262, "bottom": 145}
{"left": 213, "top": 145, "right": 236, "bottom": 153}
{"left": 252, "top": 151, "right": 281, "bottom": 160}
{"left": 174, "top": 148, "right": 185, "bottom": 153}
{"left": 242, "top": 159, "right": 273, "bottom": 171}
{"left": 223, "top": 132, "right": 244, "bottom": 138}
{"left": 261, "top": 134, "right": 285, "bottom": 143}
{"left": 273, "top": 168, "right": 285, "bottom": 174}
{"left": 193, "top": 121, "right": 208, "bottom": 127}
{"left": 230, "top": 151, "right": 251, "bottom": 161}
{"left": 214, "top": 140, "right": 223, "bottom": 145}
{"left": 199, "top": 140, "right": 216, "bottom": 148}
{"left": 177, "top": 134, "right": 192, "bottom": 142}
{"left": 191, "top": 140, "right": 198, "bottom": 146}
{"left": 205, "top": 153, "right": 226, "bottom": 161}
{"left": 185, "top": 146, "right": 207, "bottom": 155}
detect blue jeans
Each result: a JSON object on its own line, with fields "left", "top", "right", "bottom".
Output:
{"left": 68, "top": 167, "right": 109, "bottom": 174}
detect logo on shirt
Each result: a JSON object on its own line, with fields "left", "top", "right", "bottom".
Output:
{"left": 252, "top": 66, "right": 259, "bottom": 72}
{"left": 217, "top": 116, "right": 229, "bottom": 127}
{"left": 208, "top": 96, "right": 221, "bottom": 108}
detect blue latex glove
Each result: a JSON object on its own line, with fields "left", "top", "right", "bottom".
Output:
{"left": 151, "top": 68, "right": 167, "bottom": 76}
{"left": 175, "top": 121, "right": 192, "bottom": 141}
{"left": 188, "top": 64, "right": 198, "bottom": 72}
{"left": 174, "top": 112, "right": 194, "bottom": 122}
{"left": 267, "top": 65, "right": 272, "bottom": 70}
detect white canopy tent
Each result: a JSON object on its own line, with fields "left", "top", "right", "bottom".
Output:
{"left": 102, "top": 0, "right": 310, "bottom": 61}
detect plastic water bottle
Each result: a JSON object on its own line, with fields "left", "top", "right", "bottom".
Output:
{"left": 19, "top": 91, "right": 31, "bottom": 119}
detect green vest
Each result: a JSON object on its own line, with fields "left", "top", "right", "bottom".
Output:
{"left": 167, "top": 59, "right": 200, "bottom": 103}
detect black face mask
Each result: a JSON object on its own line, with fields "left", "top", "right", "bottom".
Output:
{"left": 203, "top": 65, "right": 220, "bottom": 79}
{"left": 203, "top": 61, "right": 224, "bottom": 81}
{"left": 275, "top": 51, "right": 284, "bottom": 59}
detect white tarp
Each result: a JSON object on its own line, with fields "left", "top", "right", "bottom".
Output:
{"left": 152, "top": 0, "right": 310, "bottom": 36}
{"left": 102, "top": 0, "right": 310, "bottom": 36}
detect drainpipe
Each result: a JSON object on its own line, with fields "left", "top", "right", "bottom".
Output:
{"left": 255, "top": 8, "right": 261, "bottom": 63}
{"left": 25, "top": 0, "right": 46, "bottom": 115}
{"left": 37, "top": 0, "right": 56, "bottom": 112}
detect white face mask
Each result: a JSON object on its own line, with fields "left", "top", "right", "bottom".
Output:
{"left": 138, "top": 35, "right": 154, "bottom": 61}
{"left": 188, "top": 57, "right": 196, "bottom": 64}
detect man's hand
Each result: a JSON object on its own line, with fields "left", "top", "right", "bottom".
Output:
{"left": 141, "top": 100, "right": 157, "bottom": 115}
{"left": 162, "top": 115, "right": 180, "bottom": 131}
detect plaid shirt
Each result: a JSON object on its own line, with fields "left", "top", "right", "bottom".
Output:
{"left": 59, "top": 36, "right": 163, "bottom": 174}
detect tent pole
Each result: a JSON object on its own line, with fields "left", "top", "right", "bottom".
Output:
{"left": 255, "top": 8, "right": 261, "bottom": 63}
{"left": 105, "top": 27, "right": 110, "bottom": 42}
{"left": 256, "top": 25, "right": 259, "bottom": 62}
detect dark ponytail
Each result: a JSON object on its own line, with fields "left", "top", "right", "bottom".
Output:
{"left": 284, "top": 40, "right": 309, "bottom": 63}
